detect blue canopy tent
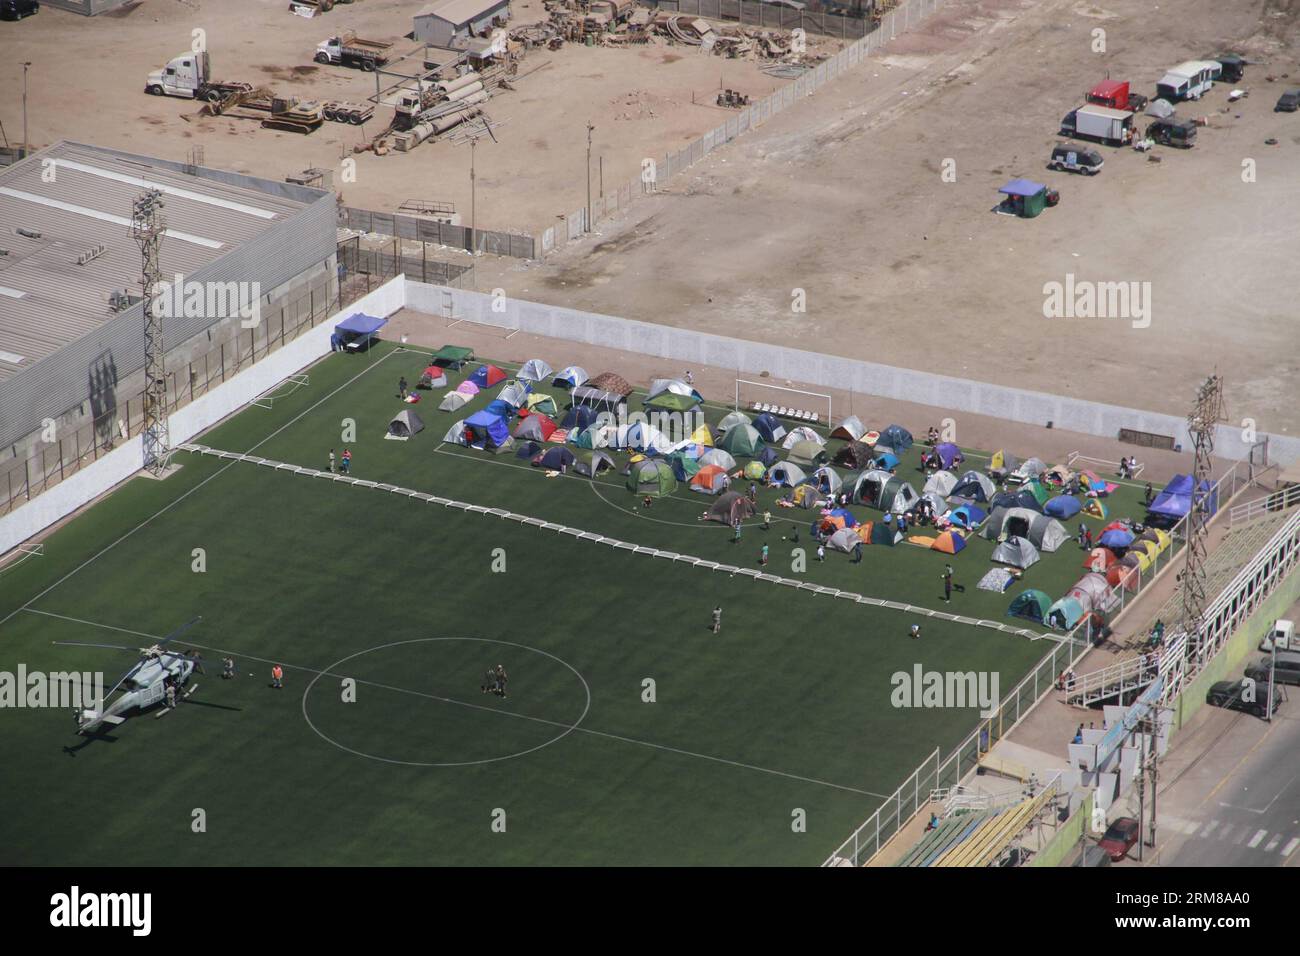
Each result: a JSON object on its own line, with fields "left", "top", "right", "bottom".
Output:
{"left": 997, "top": 179, "right": 1055, "bottom": 218}
{"left": 464, "top": 410, "right": 510, "bottom": 449}
{"left": 1148, "top": 474, "right": 1218, "bottom": 525}
{"left": 332, "top": 313, "right": 387, "bottom": 352}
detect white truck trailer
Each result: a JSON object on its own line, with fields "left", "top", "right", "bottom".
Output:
{"left": 1061, "top": 104, "right": 1134, "bottom": 146}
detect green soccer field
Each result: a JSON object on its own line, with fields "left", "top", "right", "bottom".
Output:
{"left": 0, "top": 343, "right": 1149, "bottom": 865}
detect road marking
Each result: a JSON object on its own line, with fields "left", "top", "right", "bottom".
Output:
{"left": 1265, "top": 835, "right": 1282, "bottom": 852}
{"left": 1248, "top": 829, "right": 1268, "bottom": 848}
{"left": 1218, "top": 824, "right": 1236, "bottom": 842}
{"left": 1201, "top": 820, "right": 1220, "bottom": 838}
{"left": 1180, "top": 819, "right": 1200, "bottom": 835}
{"left": 28, "top": 607, "right": 888, "bottom": 799}
{"left": 1283, "top": 837, "right": 1299, "bottom": 858}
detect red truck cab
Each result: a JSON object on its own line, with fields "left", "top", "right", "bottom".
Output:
{"left": 1087, "top": 80, "right": 1146, "bottom": 112}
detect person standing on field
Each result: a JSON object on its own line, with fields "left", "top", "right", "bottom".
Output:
{"left": 328, "top": 449, "right": 336, "bottom": 473}
{"left": 711, "top": 606, "right": 722, "bottom": 634}
{"left": 271, "top": 664, "right": 284, "bottom": 690}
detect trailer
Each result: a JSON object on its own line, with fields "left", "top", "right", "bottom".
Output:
{"left": 1086, "top": 79, "right": 1147, "bottom": 114}
{"left": 1061, "top": 104, "right": 1134, "bottom": 146}
{"left": 322, "top": 101, "right": 375, "bottom": 125}
{"left": 315, "top": 33, "right": 394, "bottom": 70}
{"left": 145, "top": 52, "right": 252, "bottom": 102}
{"left": 1157, "top": 61, "right": 1218, "bottom": 102}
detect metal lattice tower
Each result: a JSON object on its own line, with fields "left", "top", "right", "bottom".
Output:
{"left": 131, "top": 189, "right": 170, "bottom": 475}
{"left": 1179, "top": 374, "right": 1226, "bottom": 652}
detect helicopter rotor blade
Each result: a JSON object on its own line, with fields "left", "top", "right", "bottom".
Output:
{"left": 51, "top": 641, "right": 137, "bottom": 652}
{"left": 156, "top": 616, "right": 203, "bottom": 648}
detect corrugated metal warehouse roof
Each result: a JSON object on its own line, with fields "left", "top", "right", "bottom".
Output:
{"left": 0, "top": 141, "right": 310, "bottom": 385}
{"left": 416, "top": 0, "right": 509, "bottom": 27}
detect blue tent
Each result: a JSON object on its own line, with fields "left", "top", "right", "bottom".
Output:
{"left": 1047, "top": 596, "right": 1085, "bottom": 630}
{"left": 335, "top": 313, "right": 387, "bottom": 335}
{"left": 535, "top": 447, "right": 576, "bottom": 471}
{"left": 874, "top": 452, "right": 900, "bottom": 470}
{"left": 948, "top": 504, "right": 987, "bottom": 529}
{"left": 483, "top": 399, "right": 516, "bottom": 420}
{"left": 561, "top": 406, "right": 599, "bottom": 430}
{"left": 752, "top": 412, "right": 787, "bottom": 443}
{"left": 1148, "top": 474, "right": 1218, "bottom": 520}
{"left": 881, "top": 425, "right": 913, "bottom": 452}
{"left": 828, "top": 508, "right": 858, "bottom": 528}
{"left": 1044, "top": 495, "right": 1082, "bottom": 519}
{"left": 464, "top": 410, "right": 510, "bottom": 448}
{"left": 1099, "top": 528, "right": 1135, "bottom": 549}
{"left": 756, "top": 446, "right": 780, "bottom": 467}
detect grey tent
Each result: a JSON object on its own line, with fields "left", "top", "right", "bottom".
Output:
{"left": 920, "top": 491, "right": 949, "bottom": 516}
{"left": 512, "top": 416, "right": 551, "bottom": 442}
{"left": 949, "top": 470, "right": 996, "bottom": 503}
{"left": 518, "top": 359, "right": 554, "bottom": 383}
{"left": 786, "top": 439, "right": 828, "bottom": 467}
{"left": 811, "top": 465, "right": 842, "bottom": 494}
{"left": 497, "top": 380, "right": 531, "bottom": 409}
{"left": 827, "top": 527, "right": 863, "bottom": 553}
{"left": 699, "top": 448, "right": 737, "bottom": 471}
{"left": 782, "top": 426, "right": 824, "bottom": 449}
{"left": 988, "top": 452, "right": 1021, "bottom": 481}
{"left": 982, "top": 507, "right": 1069, "bottom": 553}
{"left": 1145, "top": 98, "right": 1176, "bottom": 118}
{"left": 1068, "top": 572, "right": 1118, "bottom": 614}
{"left": 851, "top": 469, "right": 897, "bottom": 507}
{"left": 877, "top": 478, "right": 920, "bottom": 515}
{"left": 386, "top": 409, "right": 425, "bottom": 440}
{"left": 1010, "top": 457, "right": 1048, "bottom": 483}
{"left": 767, "top": 462, "right": 807, "bottom": 488}
{"left": 574, "top": 449, "right": 616, "bottom": 478}
{"left": 830, "top": 415, "right": 867, "bottom": 442}
{"left": 923, "top": 470, "right": 958, "bottom": 496}
{"left": 716, "top": 411, "right": 752, "bottom": 434}
{"left": 439, "top": 390, "right": 471, "bottom": 412}
{"left": 442, "top": 420, "right": 469, "bottom": 445}
{"left": 707, "top": 491, "right": 755, "bottom": 525}
{"left": 991, "top": 535, "right": 1041, "bottom": 569}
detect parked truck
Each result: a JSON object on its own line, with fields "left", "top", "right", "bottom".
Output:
{"left": 315, "top": 33, "right": 393, "bottom": 70}
{"left": 1060, "top": 104, "right": 1134, "bottom": 146}
{"left": 1086, "top": 79, "right": 1147, "bottom": 113}
{"left": 1146, "top": 117, "right": 1197, "bottom": 148}
{"left": 145, "top": 51, "right": 252, "bottom": 102}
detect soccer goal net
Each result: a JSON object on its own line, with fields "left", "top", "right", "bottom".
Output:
{"left": 734, "top": 379, "right": 832, "bottom": 427}
{"left": 251, "top": 374, "right": 310, "bottom": 410}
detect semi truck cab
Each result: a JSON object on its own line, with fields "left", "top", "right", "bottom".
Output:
{"left": 146, "top": 52, "right": 210, "bottom": 98}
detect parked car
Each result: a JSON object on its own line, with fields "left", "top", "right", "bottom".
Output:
{"left": 1098, "top": 817, "right": 1140, "bottom": 861}
{"left": 1244, "top": 650, "right": 1300, "bottom": 687}
{"left": 0, "top": 0, "right": 39, "bottom": 20}
{"left": 1275, "top": 90, "right": 1300, "bottom": 112}
{"left": 1206, "top": 678, "right": 1282, "bottom": 717}
{"left": 1048, "top": 144, "right": 1104, "bottom": 175}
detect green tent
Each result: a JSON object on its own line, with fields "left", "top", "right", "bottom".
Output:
{"left": 1007, "top": 589, "right": 1052, "bottom": 623}
{"left": 627, "top": 459, "right": 677, "bottom": 497}
{"left": 525, "top": 393, "right": 559, "bottom": 417}
{"left": 572, "top": 424, "right": 607, "bottom": 449}
{"left": 1025, "top": 479, "right": 1052, "bottom": 506}
{"left": 786, "top": 440, "right": 828, "bottom": 468}
{"left": 667, "top": 452, "right": 703, "bottom": 480}
{"left": 717, "top": 423, "right": 763, "bottom": 459}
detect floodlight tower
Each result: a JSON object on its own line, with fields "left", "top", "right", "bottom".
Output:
{"left": 131, "top": 189, "right": 170, "bottom": 476}
{"left": 1179, "top": 374, "right": 1226, "bottom": 653}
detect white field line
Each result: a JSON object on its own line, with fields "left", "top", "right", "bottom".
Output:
{"left": 0, "top": 353, "right": 396, "bottom": 630}
{"left": 181, "top": 442, "right": 1060, "bottom": 644}
{"left": 27, "top": 608, "right": 886, "bottom": 798}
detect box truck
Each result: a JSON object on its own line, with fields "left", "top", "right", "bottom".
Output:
{"left": 1061, "top": 104, "right": 1134, "bottom": 146}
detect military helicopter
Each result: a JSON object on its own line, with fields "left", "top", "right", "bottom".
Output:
{"left": 53, "top": 617, "right": 205, "bottom": 735}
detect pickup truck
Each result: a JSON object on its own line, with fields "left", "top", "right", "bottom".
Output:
{"left": 314, "top": 34, "right": 393, "bottom": 71}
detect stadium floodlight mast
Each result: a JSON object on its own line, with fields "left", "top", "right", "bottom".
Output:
{"left": 1179, "top": 374, "right": 1226, "bottom": 658}
{"left": 130, "top": 188, "right": 171, "bottom": 476}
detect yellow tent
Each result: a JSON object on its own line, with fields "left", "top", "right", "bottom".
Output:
{"left": 690, "top": 423, "right": 715, "bottom": 447}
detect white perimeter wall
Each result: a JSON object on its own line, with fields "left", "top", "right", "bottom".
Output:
{"left": 0, "top": 279, "right": 406, "bottom": 557}
{"left": 406, "top": 281, "right": 1300, "bottom": 467}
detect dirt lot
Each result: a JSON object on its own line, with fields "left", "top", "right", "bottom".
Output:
{"left": 473, "top": 0, "right": 1300, "bottom": 437}
{"left": 0, "top": 0, "right": 838, "bottom": 235}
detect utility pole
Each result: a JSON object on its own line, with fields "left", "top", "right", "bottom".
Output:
{"left": 469, "top": 134, "right": 478, "bottom": 289}
{"left": 585, "top": 121, "right": 595, "bottom": 233}
{"left": 1181, "top": 375, "right": 1227, "bottom": 658}
{"left": 22, "top": 62, "right": 32, "bottom": 159}
{"left": 130, "top": 189, "right": 170, "bottom": 476}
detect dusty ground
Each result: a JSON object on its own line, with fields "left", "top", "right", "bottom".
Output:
{"left": 473, "top": 0, "right": 1300, "bottom": 435}
{"left": 0, "top": 0, "right": 837, "bottom": 235}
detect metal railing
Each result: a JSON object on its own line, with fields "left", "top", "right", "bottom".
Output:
{"left": 1228, "top": 482, "right": 1300, "bottom": 527}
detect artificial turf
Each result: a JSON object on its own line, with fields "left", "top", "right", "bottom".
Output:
{"left": 0, "top": 342, "right": 1151, "bottom": 865}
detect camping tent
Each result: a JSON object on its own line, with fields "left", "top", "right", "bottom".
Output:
{"left": 752, "top": 412, "right": 788, "bottom": 444}
{"left": 767, "top": 462, "right": 808, "bottom": 488}
{"left": 442, "top": 421, "right": 468, "bottom": 445}
{"left": 417, "top": 366, "right": 448, "bottom": 389}
{"left": 718, "top": 424, "right": 764, "bottom": 459}
{"left": 560, "top": 406, "right": 599, "bottom": 431}
{"left": 571, "top": 424, "right": 612, "bottom": 449}
{"left": 1011, "top": 457, "right": 1048, "bottom": 483}
{"left": 949, "top": 471, "right": 996, "bottom": 503}
{"left": 923, "top": 471, "right": 958, "bottom": 496}
{"left": 1008, "top": 589, "right": 1052, "bottom": 623}
{"left": 497, "top": 380, "right": 531, "bottom": 409}
{"left": 786, "top": 440, "right": 827, "bottom": 468}
{"left": 1083, "top": 547, "right": 1119, "bottom": 572}
{"left": 1023, "top": 479, "right": 1052, "bottom": 507}
{"left": 516, "top": 441, "right": 540, "bottom": 460}
{"left": 782, "top": 426, "right": 823, "bottom": 449}
{"left": 552, "top": 366, "right": 588, "bottom": 389}
{"left": 997, "top": 179, "right": 1053, "bottom": 218}
{"left": 469, "top": 364, "right": 508, "bottom": 389}
{"left": 833, "top": 442, "right": 875, "bottom": 470}
{"left": 667, "top": 452, "right": 703, "bottom": 482}
{"left": 830, "top": 416, "right": 867, "bottom": 442}
{"left": 873, "top": 453, "right": 900, "bottom": 471}
{"left": 439, "top": 391, "right": 471, "bottom": 412}
{"left": 525, "top": 393, "right": 559, "bottom": 418}
{"left": 386, "top": 409, "right": 424, "bottom": 440}
{"left": 1068, "top": 573, "right": 1115, "bottom": 614}
{"left": 1099, "top": 528, "right": 1135, "bottom": 550}
{"left": 989, "top": 450, "right": 1021, "bottom": 479}
{"left": 699, "top": 448, "right": 737, "bottom": 471}
{"left": 932, "top": 443, "right": 965, "bottom": 470}
{"left": 992, "top": 536, "right": 1041, "bottom": 569}
{"left": 881, "top": 425, "right": 913, "bottom": 451}
{"left": 791, "top": 485, "right": 825, "bottom": 509}
{"left": 743, "top": 461, "right": 767, "bottom": 481}
{"left": 574, "top": 450, "right": 615, "bottom": 478}
{"left": 827, "top": 528, "right": 862, "bottom": 554}
{"left": 920, "top": 491, "right": 949, "bottom": 516}
{"left": 455, "top": 380, "right": 481, "bottom": 397}
{"left": 982, "top": 507, "right": 1069, "bottom": 552}
{"left": 517, "top": 359, "right": 554, "bottom": 383}
{"left": 688, "top": 423, "right": 714, "bottom": 447}
{"left": 533, "top": 447, "right": 575, "bottom": 471}
{"left": 1042, "top": 464, "right": 1074, "bottom": 486}
{"left": 573, "top": 372, "right": 632, "bottom": 409}
{"left": 877, "top": 478, "right": 919, "bottom": 514}
{"left": 1044, "top": 495, "right": 1083, "bottom": 519}
{"left": 866, "top": 521, "right": 898, "bottom": 546}
{"left": 707, "top": 491, "right": 755, "bottom": 525}
{"left": 1081, "top": 499, "right": 1109, "bottom": 520}
{"left": 947, "top": 504, "right": 987, "bottom": 529}
{"left": 990, "top": 489, "right": 1043, "bottom": 513}
{"left": 690, "top": 465, "right": 731, "bottom": 495}
{"left": 617, "top": 422, "right": 672, "bottom": 454}
{"left": 811, "top": 466, "right": 842, "bottom": 494}
{"left": 646, "top": 379, "right": 704, "bottom": 411}
{"left": 756, "top": 446, "right": 780, "bottom": 468}
{"left": 1148, "top": 474, "right": 1217, "bottom": 523}
{"left": 464, "top": 410, "right": 510, "bottom": 448}
{"left": 1046, "top": 597, "right": 1085, "bottom": 630}
{"left": 626, "top": 459, "right": 677, "bottom": 497}
{"left": 931, "top": 530, "right": 967, "bottom": 554}
{"left": 716, "top": 411, "right": 751, "bottom": 434}
{"left": 1146, "top": 97, "right": 1176, "bottom": 118}
{"left": 512, "top": 414, "right": 558, "bottom": 443}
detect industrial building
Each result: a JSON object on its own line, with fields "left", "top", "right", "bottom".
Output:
{"left": 0, "top": 142, "right": 336, "bottom": 498}
{"left": 414, "top": 0, "right": 511, "bottom": 48}
{"left": 41, "top": 0, "right": 134, "bottom": 14}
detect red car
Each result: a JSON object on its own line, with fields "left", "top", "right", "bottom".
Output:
{"left": 1098, "top": 817, "right": 1140, "bottom": 861}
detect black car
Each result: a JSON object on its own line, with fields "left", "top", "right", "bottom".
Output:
{"left": 1276, "top": 90, "right": 1300, "bottom": 113}
{"left": 1206, "top": 678, "right": 1282, "bottom": 718}
{"left": 0, "top": 0, "right": 39, "bottom": 20}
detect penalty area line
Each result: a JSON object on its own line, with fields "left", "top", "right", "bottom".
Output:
{"left": 25, "top": 607, "right": 886, "bottom": 799}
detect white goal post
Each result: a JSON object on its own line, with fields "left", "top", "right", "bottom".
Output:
{"left": 734, "top": 379, "right": 832, "bottom": 425}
